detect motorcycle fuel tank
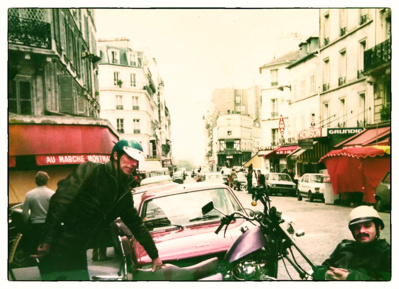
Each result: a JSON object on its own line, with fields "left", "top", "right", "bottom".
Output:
{"left": 224, "top": 226, "right": 267, "bottom": 263}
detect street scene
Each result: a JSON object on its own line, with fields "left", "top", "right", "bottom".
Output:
{"left": 8, "top": 7, "right": 391, "bottom": 282}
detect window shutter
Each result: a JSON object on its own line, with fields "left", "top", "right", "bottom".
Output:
{"left": 60, "top": 76, "right": 74, "bottom": 114}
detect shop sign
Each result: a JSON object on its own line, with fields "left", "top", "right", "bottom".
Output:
{"left": 279, "top": 115, "right": 285, "bottom": 138}
{"left": 327, "top": 128, "right": 364, "bottom": 135}
{"left": 36, "top": 154, "right": 110, "bottom": 165}
{"left": 298, "top": 127, "right": 322, "bottom": 140}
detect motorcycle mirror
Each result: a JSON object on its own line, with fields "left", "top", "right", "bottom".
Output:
{"left": 201, "top": 201, "right": 214, "bottom": 215}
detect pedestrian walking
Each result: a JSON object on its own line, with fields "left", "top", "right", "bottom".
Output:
{"left": 32, "top": 140, "right": 162, "bottom": 280}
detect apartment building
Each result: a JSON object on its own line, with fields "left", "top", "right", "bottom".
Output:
{"left": 97, "top": 39, "right": 172, "bottom": 165}
{"left": 8, "top": 9, "right": 118, "bottom": 204}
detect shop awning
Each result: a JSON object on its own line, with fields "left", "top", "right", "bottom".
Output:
{"left": 287, "top": 148, "right": 307, "bottom": 159}
{"left": 264, "top": 146, "right": 298, "bottom": 159}
{"left": 319, "top": 146, "right": 390, "bottom": 203}
{"left": 9, "top": 124, "right": 119, "bottom": 166}
{"left": 334, "top": 126, "right": 390, "bottom": 148}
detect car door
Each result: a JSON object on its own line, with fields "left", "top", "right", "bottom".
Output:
{"left": 299, "top": 175, "right": 308, "bottom": 194}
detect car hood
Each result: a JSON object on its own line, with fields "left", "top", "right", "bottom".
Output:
{"left": 133, "top": 218, "right": 252, "bottom": 265}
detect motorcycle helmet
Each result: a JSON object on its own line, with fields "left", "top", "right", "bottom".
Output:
{"left": 348, "top": 205, "right": 384, "bottom": 230}
{"left": 112, "top": 139, "right": 145, "bottom": 162}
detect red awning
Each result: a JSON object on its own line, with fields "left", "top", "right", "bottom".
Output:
{"left": 319, "top": 146, "right": 387, "bottom": 162}
{"left": 335, "top": 127, "right": 390, "bottom": 148}
{"left": 264, "top": 146, "right": 299, "bottom": 159}
{"left": 320, "top": 146, "right": 390, "bottom": 203}
{"left": 9, "top": 124, "right": 119, "bottom": 166}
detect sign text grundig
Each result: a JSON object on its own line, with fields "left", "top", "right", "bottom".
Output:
{"left": 327, "top": 128, "right": 364, "bottom": 135}
{"left": 297, "top": 127, "right": 322, "bottom": 140}
{"left": 36, "top": 154, "right": 110, "bottom": 165}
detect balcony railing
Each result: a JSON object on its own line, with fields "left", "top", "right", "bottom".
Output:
{"left": 271, "top": 112, "right": 279, "bottom": 118}
{"left": 271, "top": 81, "right": 279, "bottom": 87}
{"left": 116, "top": 105, "right": 123, "bottom": 110}
{"left": 340, "top": 27, "right": 347, "bottom": 37}
{"left": 338, "top": 77, "right": 346, "bottom": 86}
{"left": 324, "top": 38, "right": 330, "bottom": 45}
{"left": 323, "top": 83, "right": 330, "bottom": 92}
{"left": 364, "top": 38, "right": 391, "bottom": 72}
{"left": 8, "top": 16, "right": 51, "bottom": 49}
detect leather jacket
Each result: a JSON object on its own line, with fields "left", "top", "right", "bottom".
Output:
{"left": 312, "top": 239, "right": 391, "bottom": 280}
{"left": 42, "top": 161, "right": 159, "bottom": 260}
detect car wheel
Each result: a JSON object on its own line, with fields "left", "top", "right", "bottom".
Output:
{"left": 297, "top": 190, "right": 302, "bottom": 201}
{"left": 375, "top": 199, "right": 384, "bottom": 212}
{"left": 308, "top": 192, "right": 313, "bottom": 202}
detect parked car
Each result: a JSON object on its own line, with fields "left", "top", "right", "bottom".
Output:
{"left": 374, "top": 171, "right": 390, "bottom": 212}
{"left": 202, "top": 172, "right": 225, "bottom": 184}
{"left": 130, "top": 182, "right": 253, "bottom": 269}
{"left": 297, "top": 173, "right": 326, "bottom": 202}
{"left": 172, "top": 171, "right": 184, "bottom": 184}
{"left": 232, "top": 172, "right": 247, "bottom": 191}
{"left": 265, "top": 173, "right": 297, "bottom": 196}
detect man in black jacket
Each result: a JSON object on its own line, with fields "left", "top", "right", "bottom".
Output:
{"left": 32, "top": 140, "right": 162, "bottom": 280}
{"left": 312, "top": 206, "right": 391, "bottom": 280}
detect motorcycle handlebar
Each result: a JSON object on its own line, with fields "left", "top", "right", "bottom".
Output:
{"left": 215, "top": 211, "right": 255, "bottom": 235}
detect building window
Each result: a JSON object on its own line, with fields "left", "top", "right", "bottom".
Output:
{"left": 130, "top": 73, "right": 136, "bottom": 87}
{"left": 339, "top": 9, "right": 347, "bottom": 36}
{"left": 323, "top": 58, "right": 330, "bottom": 91}
{"left": 133, "top": 119, "right": 140, "bottom": 134}
{"left": 271, "top": 129, "right": 278, "bottom": 146}
{"left": 117, "top": 119, "right": 124, "bottom": 133}
{"left": 322, "top": 103, "right": 330, "bottom": 128}
{"left": 116, "top": 95, "right": 123, "bottom": 110}
{"left": 323, "top": 12, "right": 330, "bottom": 45}
{"left": 77, "top": 96, "right": 86, "bottom": 114}
{"left": 234, "top": 139, "right": 241, "bottom": 151}
{"left": 270, "top": 69, "right": 278, "bottom": 86}
{"left": 9, "top": 78, "right": 32, "bottom": 115}
{"left": 339, "top": 98, "right": 346, "bottom": 127}
{"left": 339, "top": 49, "right": 347, "bottom": 86}
{"left": 132, "top": 96, "right": 139, "bottom": 110}
{"left": 359, "top": 9, "right": 369, "bottom": 24}
{"left": 271, "top": 99, "right": 278, "bottom": 118}
{"left": 111, "top": 50, "right": 119, "bottom": 64}
{"left": 114, "top": 72, "right": 120, "bottom": 86}
{"left": 310, "top": 74, "right": 316, "bottom": 94}
{"left": 358, "top": 40, "right": 366, "bottom": 78}
{"left": 128, "top": 52, "right": 137, "bottom": 66}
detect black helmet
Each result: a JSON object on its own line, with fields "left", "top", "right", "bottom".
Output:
{"left": 112, "top": 140, "right": 145, "bottom": 162}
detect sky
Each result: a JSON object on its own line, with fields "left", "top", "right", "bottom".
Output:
{"left": 95, "top": 8, "right": 319, "bottom": 165}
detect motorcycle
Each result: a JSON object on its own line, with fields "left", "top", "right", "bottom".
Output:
{"left": 93, "top": 185, "right": 315, "bottom": 281}
{"left": 202, "top": 185, "right": 315, "bottom": 280}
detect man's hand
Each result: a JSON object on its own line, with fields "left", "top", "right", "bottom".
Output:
{"left": 30, "top": 242, "right": 51, "bottom": 259}
{"left": 152, "top": 257, "right": 163, "bottom": 272}
{"left": 325, "top": 266, "right": 349, "bottom": 280}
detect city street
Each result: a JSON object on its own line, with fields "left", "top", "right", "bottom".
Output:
{"left": 10, "top": 176, "right": 391, "bottom": 281}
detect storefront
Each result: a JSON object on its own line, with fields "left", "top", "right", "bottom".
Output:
{"left": 264, "top": 146, "right": 298, "bottom": 172}
{"left": 9, "top": 118, "right": 119, "bottom": 204}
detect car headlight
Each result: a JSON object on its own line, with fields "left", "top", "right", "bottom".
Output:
{"left": 271, "top": 184, "right": 276, "bottom": 188}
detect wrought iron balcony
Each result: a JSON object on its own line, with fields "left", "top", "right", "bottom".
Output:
{"left": 364, "top": 38, "right": 391, "bottom": 73}
{"left": 8, "top": 16, "right": 51, "bottom": 49}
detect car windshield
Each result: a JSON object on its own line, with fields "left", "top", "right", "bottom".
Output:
{"left": 270, "top": 174, "right": 291, "bottom": 181}
{"left": 141, "top": 188, "right": 243, "bottom": 231}
{"left": 206, "top": 174, "right": 221, "bottom": 180}
{"left": 309, "top": 175, "right": 324, "bottom": 183}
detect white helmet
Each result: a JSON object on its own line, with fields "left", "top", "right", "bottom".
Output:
{"left": 348, "top": 205, "right": 384, "bottom": 230}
